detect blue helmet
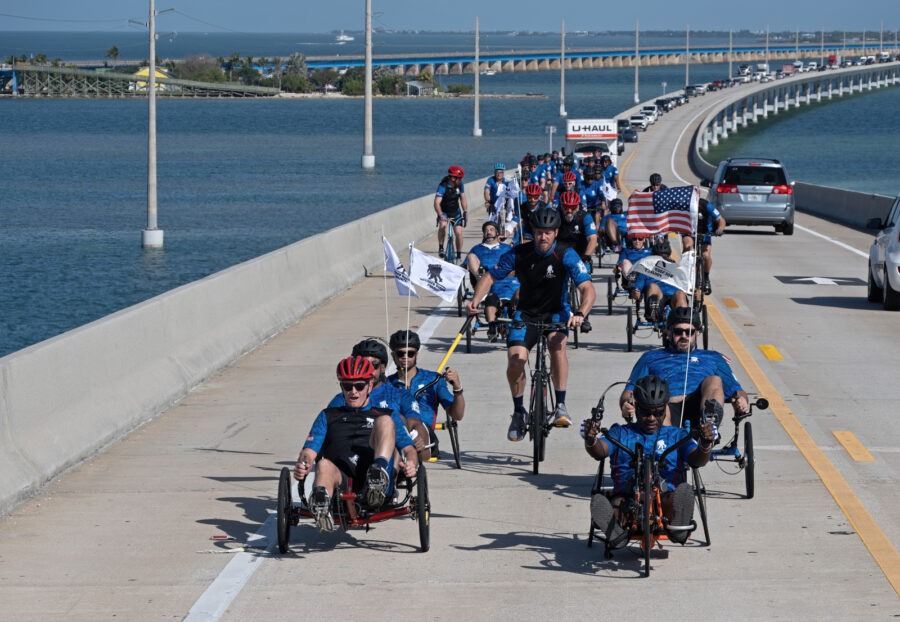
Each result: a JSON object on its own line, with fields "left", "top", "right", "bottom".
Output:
{"left": 493, "top": 162, "right": 506, "bottom": 171}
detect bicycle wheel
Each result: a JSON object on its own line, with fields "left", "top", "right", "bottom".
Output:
{"left": 606, "top": 276, "right": 614, "bottom": 315}
{"left": 416, "top": 464, "right": 430, "bottom": 552}
{"left": 445, "top": 231, "right": 455, "bottom": 265}
{"left": 691, "top": 467, "right": 711, "bottom": 545}
{"left": 626, "top": 305, "right": 634, "bottom": 352}
{"left": 641, "top": 457, "right": 653, "bottom": 577}
{"left": 531, "top": 378, "right": 543, "bottom": 475}
{"left": 701, "top": 304, "right": 710, "bottom": 349}
{"left": 276, "top": 467, "right": 293, "bottom": 554}
{"left": 456, "top": 279, "right": 465, "bottom": 317}
{"left": 743, "top": 421, "right": 755, "bottom": 499}
{"left": 447, "top": 418, "right": 461, "bottom": 469}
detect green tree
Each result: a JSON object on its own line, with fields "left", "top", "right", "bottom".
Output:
{"left": 174, "top": 55, "right": 225, "bottom": 82}
{"left": 283, "top": 53, "right": 308, "bottom": 79}
{"left": 106, "top": 46, "right": 120, "bottom": 69}
{"left": 280, "top": 74, "right": 310, "bottom": 93}
{"left": 225, "top": 52, "right": 240, "bottom": 81}
{"left": 446, "top": 83, "right": 473, "bottom": 95}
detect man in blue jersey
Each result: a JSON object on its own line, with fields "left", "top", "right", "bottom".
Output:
{"left": 294, "top": 356, "right": 418, "bottom": 532}
{"left": 598, "top": 155, "right": 622, "bottom": 203}
{"left": 434, "top": 165, "right": 468, "bottom": 261}
{"left": 467, "top": 208, "right": 596, "bottom": 439}
{"left": 483, "top": 163, "right": 507, "bottom": 219}
{"left": 615, "top": 232, "right": 652, "bottom": 289}
{"left": 584, "top": 375, "right": 716, "bottom": 546}
{"left": 681, "top": 198, "right": 726, "bottom": 294}
{"left": 600, "top": 198, "right": 627, "bottom": 252}
{"left": 619, "top": 307, "right": 749, "bottom": 431}
{"left": 387, "top": 329, "right": 465, "bottom": 462}
{"left": 627, "top": 237, "right": 689, "bottom": 322}
{"left": 580, "top": 165, "right": 606, "bottom": 230}
{"left": 466, "top": 221, "right": 520, "bottom": 341}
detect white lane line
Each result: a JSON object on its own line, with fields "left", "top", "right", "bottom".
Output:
{"left": 669, "top": 99, "right": 729, "bottom": 186}
{"left": 184, "top": 515, "right": 276, "bottom": 622}
{"left": 796, "top": 224, "right": 869, "bottom": 258}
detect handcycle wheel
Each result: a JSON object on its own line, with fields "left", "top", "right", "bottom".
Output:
{"left": 640, "top": 455, "right": 653, "bottom": 578}
{"left": 691, "top": 466, "right": 711, "bottom": 545}
{"left": 456, "top": 282, "right": 465, "bottom": 317}
{"left": 447, "top": 418, "right": 462, "bottom": 469}
{"left": 606, "top": 276, "right": 614, "bottom": 315}
{"left": 626, "top": 305, "right": 634, "bottom": 352}
{"left": 415, "top": 464, "right": 430, "bottom": 552}
{"left": 743, "top": 421, "right": 755, "bottom": 499}
{"left": 276, "top": 467, "right": 293, "bottom": 554}
{"left": 701, "top": 304, "right": 709, "bottom": 349}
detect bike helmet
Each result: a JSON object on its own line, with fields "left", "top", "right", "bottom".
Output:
{"left": 525, "top": 183, "right": 543, "bottom": 197}
{"left": 666, "top": 306, "right": 703, "bottom": 330}
{"left": 529, "top": 207, "right": 561, "bottom": 230}
{"left": 562, "top": 171, "right": 577, "bottom": 183}
{"left": 649, "top": 173, "right": 662, "bottom": 186}
{"left": 592, "top": 165, "right": 604, "bottom": 177}
{"left": 523, "top": 154, "right": 537, "bottom": 166}
{"left": 389, "top": 329, "right": 421, "bottom": 351}
{"left": 351, "top": 338, "right": 388, "bottom": 364}
{"left": 493, "top": 162, "right": 506, "bottom": 171}
{"left": 651, "top": 237, "right": 671, "bottom": 257}
{"left": 559, "top": 191, "right": 581, "bottom": 209}
{"left": 563, "top": 156, "right": 575, "bottom": 167}
{"left": 336, "top": 355, "right": 376, "bottom": 381}
{"left": 633, "top": 374, "right": 671, "bottom": 410}
{"left": 448, "top": 165, "right": 465, "bottom": 179}
{"left": 609, "top": 198, "right": 624, "bottom": 214}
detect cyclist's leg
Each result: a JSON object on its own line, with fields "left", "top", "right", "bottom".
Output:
{"left": 506, "top": 344, "right": 529, "bottom": 398}
{"left": 453, "top": 222, "right": 464, "bottom": 261}
{"left": 662, "top": 483, "right": 695, "bottom": 543}
{"left": 701, "top": 239, "right": 713, "bottom": 292}
{"left": 437, "top": 214, "right": 449, "bottom": 255}
{"left": 404, "top": 414, "right": 434, "bottom": 461}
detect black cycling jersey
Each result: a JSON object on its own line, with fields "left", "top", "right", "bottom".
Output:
{"left": 438, "top": 175, "right": 465, "bottom": 217}
{"left": 520, "top": 199, "right": 547, "bottom": 238}
{"left": 557, "top": 209, "right": 590, "bottom": 256}
{"left": 318, "top": 406, "right": 392, "bottom": 482}
{"left": 513, "top": 241, "right": 573, "bottom": 315}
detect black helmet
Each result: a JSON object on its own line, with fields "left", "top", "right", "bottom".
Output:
{"left": 389, "top": 329, "right": 420, "bottom": 351}
{"left": 666, "top": 306, "right": 703, "bottom": 330}
{"left": 523, "top": 154, "right": 537, "bottom": 166}
{"left": 529, "top": 207, "right": 561, "bottom": 230}
{"left": 563, "top": 155, "right": 575, "bottom": 167}
{"left": 609, "top": 198, "right": 624, "bottom": 214}
{"left": 649, "top": 173, "right": 662, "bottom": 186}
{"left": 592, "top": 165, "right": 604, "bottom": 177}
{"left": 633, "top": 375, "right": 671, "bottom": 410}
{"left": 651, "top": 237, "right": 671, "bottom": 257}
{"left": 351, "top": 338, "right": 388, "bottom": 364}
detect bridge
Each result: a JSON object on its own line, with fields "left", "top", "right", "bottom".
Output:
{"left": 1, "top": 65, "right": 898, "bottom": 619}
{"left": 306, "top": 42, "right": 892, "bottom": 75}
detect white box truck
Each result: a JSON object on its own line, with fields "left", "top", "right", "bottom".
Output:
{"left": 565, "top": 118, "right": 618, "bottom": 168}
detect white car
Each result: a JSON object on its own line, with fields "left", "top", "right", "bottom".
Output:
{"left": 629, "top": 114, "right": 648, "bottom": 131}
{"left": 867, "top": 194, "right": 900, "bottom": 310}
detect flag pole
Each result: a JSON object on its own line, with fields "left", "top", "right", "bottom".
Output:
{"left": 382, "top": 228, "right": 390, "bottom": 343}
{"left": 404, "top": 243, "right": 415, "bottom": 389}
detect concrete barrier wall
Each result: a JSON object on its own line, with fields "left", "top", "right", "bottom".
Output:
{"left": 0, "top": 181, "right": 485, "bottom": 516}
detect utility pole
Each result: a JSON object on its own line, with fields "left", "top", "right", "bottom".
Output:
{"left": 361, "top": 0, "right": 375, "bottom": 169}
{"left": 559, "top": 19, "right": 567, "bottom": 117}
{"left": 473, "top": 17, "right": 482, "bottom": 137}
{"left": 728, "top": 29, "right": 733, "bottom": 78}
{"left": 685, "top": 25, "right": 690, "bottom": 87}
{"left": 634, "top": 20, "right": 640, "bottom": 104}
{"left": 142, "top": 0, "right": 163, "bottom": 248}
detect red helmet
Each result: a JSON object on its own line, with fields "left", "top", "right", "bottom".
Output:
{"left": 448, "top": 165, "right": 465, "bottom": 179}
{"left": 559, "top": 191, "right": 581, "bottom": 209}
{"left": 525, "top": 183, "right": 543, "bottom": 197}
{"left": 336, "top": 355, "right": 375, "bottom": 381}
{"left": 563, "top": 171, "right": 577, "bottom": 183}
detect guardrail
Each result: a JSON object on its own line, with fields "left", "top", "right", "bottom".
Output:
{"left": 688, "top": 63, "right": 899, "bottom": 228}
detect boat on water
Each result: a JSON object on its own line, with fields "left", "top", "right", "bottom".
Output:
{"left": 480, "top": 70, "right": 496, "bottom": 76}
{"left": 335, "top": 30, "right": 354, "bottom": 43}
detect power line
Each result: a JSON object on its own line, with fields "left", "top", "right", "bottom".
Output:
{"left": 0, "top": 12, "right": 130, "bottom": 25}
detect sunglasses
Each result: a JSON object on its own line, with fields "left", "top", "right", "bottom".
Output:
{"left": 637, "top": 407, "right": 667, "bottom": 419}
{"left": 393, "top": 349, "right": 418, "bottom": 358}
{"left": 340, "top": 381, "right": 368, "bottom": 392}
{"left": 671, "top": 327, "right": 696, "bottom": 337}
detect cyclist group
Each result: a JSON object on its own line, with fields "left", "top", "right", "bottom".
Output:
{"left": 294, "top": 156, "right": 740, "bottom": 550}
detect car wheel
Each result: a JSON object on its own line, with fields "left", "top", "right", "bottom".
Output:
{"left": 867, "top": 262, "right": 883, "bottom": 302}
{"left": 883, "top": 267, "right": 900, "bottom": 310}
{"left": 782, "top": 221, "right": 794, "bottom": 236}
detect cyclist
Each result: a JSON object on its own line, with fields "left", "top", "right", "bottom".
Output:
{"left": 484, "top": 162, "right": 506, "bottom": 218}
{"left": 643, "top": 172, "right": 669, "bottom": 192}
{"left": 522, "top": 155, "right": 544, "bottom": 187}
{"left": 681, "top": 197, "right": 726, "bottom": 295}
{"left": 550, "top": 156, "right": 582, "bottom": 200}
{"left": 583, "top": 374, "right": 716, "bottom": 546}
{"left": 294, "top": 356, "right": 419, "bottom": 532}
{"left": 466, "top": 221, "right": 520, "bottom": 341}
{"left": 519, "top": 182, "right": 547, "bottom": 241}
{"left": 553, "top": 171, "right": 580, "bottom": 206}
{"left": 557, "top": 190, "right": 598, "bottom": 269}
{"left": 628, "top": 237, "right": 689, "bottom": 322}
{"left": 434, "top": 165, "right": 468, "bottom": 262}
{"left": 600, "top": 197, "right": 627, "bottom": 252}
{"left": 615, "top": 232, "right": 653, "bottom": 290}
{"left": 598, "top": 155, "right": 622, "bottom": 203}
{"left": 619, "top": 306, "right": 749, "bottom": 431}
{"left": 466, "top": 208, "right": 595, "bottom": 440}
{"left": 386, "top": 330, "right": 465, "bottom": 461}
{"left": 580, "top": 165, "right": 606, "bottom": 231}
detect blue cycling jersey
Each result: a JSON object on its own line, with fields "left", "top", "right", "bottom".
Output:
{"left": 303, "top": 403, "right": 413, "bottom": 453}
{"left": 581, "top": 180, "right": 604, "bottom": 209}
{"left": 490, "top": 241, "right": 590, "bottom": 315}
{"left": 386, "top": 369, "right": 455, "bottom": 427}
{"left": 632, "top": 271, "right": 679, "bottom": 297}
{"left": 626, "top": 347, "right": 744, "bottom": 399}
{"left": 616, "top": 245, "right": 652, "bottom": 267}
{"left": 328, "top": 381, "right": 420, "bottom": 420}
{"left": 600, "top": 212, "right": 627, "bottom": 234}
{"left": 468, "top": 242, "right": 520, "bottom": 299}
{"left": 604, "top": 423, "right": 696, "bottom": 494}
{"left": 484, "top": 177, "right": 503, "bottom": 204}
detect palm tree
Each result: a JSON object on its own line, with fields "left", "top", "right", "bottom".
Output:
{"left": 106, "top": 46, "right": 120, "bottom": 69}
{"left": 226, "top": 52, "right": 240, "bottom": 81}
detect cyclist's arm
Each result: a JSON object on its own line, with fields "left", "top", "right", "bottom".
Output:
{"left": 441, "top": 369, "right": 465, "bottom": 422}
{"left": 460, "top": 186, "right": 469, "bottom": 218}
{"left": 433, "top": 191, "right": 443, "bottom": 217}
{"left": 686, "top": 423, "right": 715, "bottom": 468}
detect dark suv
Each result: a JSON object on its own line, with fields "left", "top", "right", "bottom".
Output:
{"left": 706, "top": 157, "right": 795, "bottom": 235}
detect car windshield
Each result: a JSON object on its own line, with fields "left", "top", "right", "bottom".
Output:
{"left": 723, "top": 165, "right": 787, "bottom": 186}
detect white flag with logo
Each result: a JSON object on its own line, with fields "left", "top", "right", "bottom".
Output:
{"left": 382, "top": 236, "right": 417, "bottom": 297}
{"left": 630, "top": 250, "right": 696, "bottom": 293}
{"left": 408, "top": 247, "right": 468, "bottom": 302}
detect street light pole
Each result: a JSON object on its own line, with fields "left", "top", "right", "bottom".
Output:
{"left": 559, "top": 19, "right": 567, "bottom": 117}
{"left": 361, "top": 0, "right": 375, "bottom": 169}
{"left": 142, "top": 0, "right": 163, "bottom": 249}
{"left": 634, "top": 19, "right": 640, "bottom": 104}
{"left": 473, "top": 17, "right": 482, "bottom": 137}
{"left": 685, "top": 25, "right": 690, "bottom": 87}
{"left": 545, "top": 125, "right": 556, "bottom": 153}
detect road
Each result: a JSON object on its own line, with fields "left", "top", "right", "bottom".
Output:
{"left": 1, "top": 83, "right": 897, "bottom": 620}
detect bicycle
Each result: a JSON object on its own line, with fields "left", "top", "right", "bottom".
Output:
{"left": 439, "top": 212, "right": 467, "bottom": 266}
{"left": 566, "top": 272, "right": 593, "bottom": 349}
{"left": 498, "top": 316, "right": 568, "bottom": 475}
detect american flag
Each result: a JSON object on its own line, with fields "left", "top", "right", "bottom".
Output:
{"left": 626, "top": 186, "right": 699, "bottom": 236}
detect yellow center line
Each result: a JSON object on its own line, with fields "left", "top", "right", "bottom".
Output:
{"left": 706, "top": 299, "right": 900, "bottom": 596}
{"left": 833, "top": 431, "right": 876, "bottom": 462}
{"left": 722, "top": 297, "right": 739, "bottom": 309}
{"left": 759, "top": 344, "right": 783, "bottom": 360}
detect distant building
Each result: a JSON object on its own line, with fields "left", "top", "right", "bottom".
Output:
{"left": 130, "top": 66, "right": 171, "bottom": 92}
{"left": 406, "top": 80, "right": 435, "bottom": 97}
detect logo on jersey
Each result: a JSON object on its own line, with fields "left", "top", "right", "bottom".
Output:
{"left": 577, "top": 261, "right": 588, "bottom": 274}
{"left": 545, "top": 265, "right": 556, "bottom": 279}
{"left": 378, "top": 400, "right": 389, "bottom": 408}
{"left": 655, "top": 439, "right": 668, "bottom": 456}
{"left": 365, "top": 417, "right": 375, "bottom": 429}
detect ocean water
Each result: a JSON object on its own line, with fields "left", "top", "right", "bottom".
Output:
{"left": 0, "top": 33, "right": 897, "bottom": 357}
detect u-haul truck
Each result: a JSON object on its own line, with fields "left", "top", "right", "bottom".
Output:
{"left": 565, "top": 118, "right": 618, "bottom": 168}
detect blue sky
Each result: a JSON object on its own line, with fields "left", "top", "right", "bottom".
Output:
{"left": 1, "top": 1, "right": 898, "bottom": 33}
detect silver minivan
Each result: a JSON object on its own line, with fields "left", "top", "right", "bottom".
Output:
{"left": 706, "top": 158, "right": 795, "bottom": 235}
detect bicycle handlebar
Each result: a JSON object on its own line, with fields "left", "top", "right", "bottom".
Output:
{"left": 495, "top": 317, "right": 568, "bottom": 332}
